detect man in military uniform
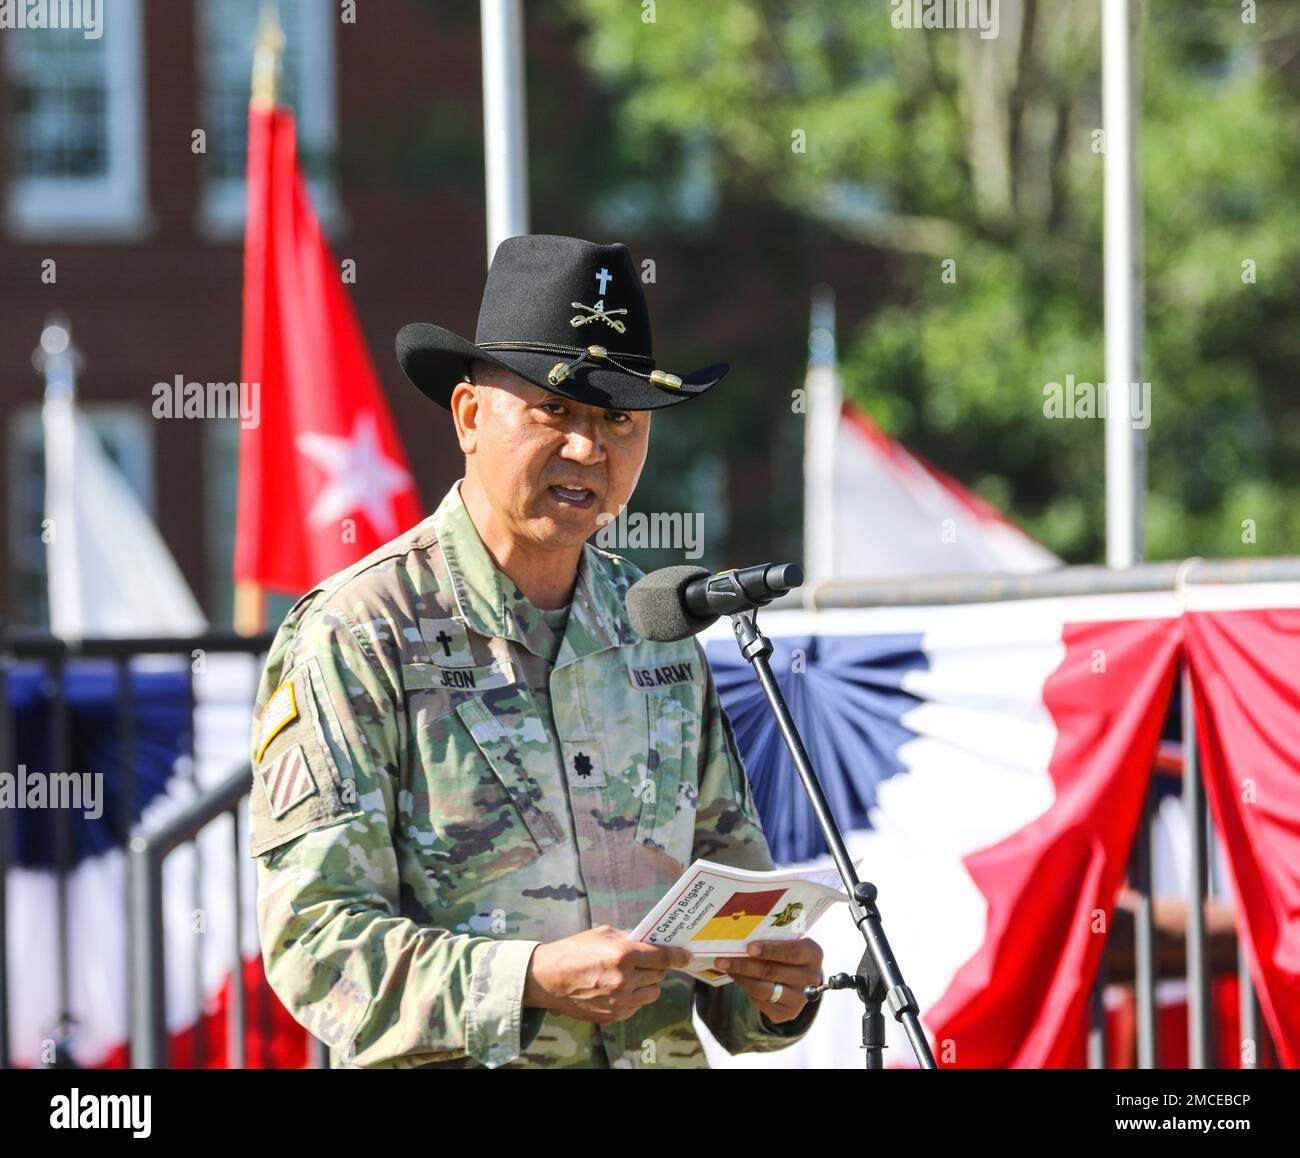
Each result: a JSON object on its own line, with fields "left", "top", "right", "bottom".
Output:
{"left": 249, "top": 234, "right": 823, "bottom": 1068}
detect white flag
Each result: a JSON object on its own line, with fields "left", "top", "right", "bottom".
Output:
{"left": 43, "top": 390, "right": 206, "bottom": 638}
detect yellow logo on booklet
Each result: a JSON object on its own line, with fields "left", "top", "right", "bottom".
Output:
{"left": 693, "top": 888, "right": 786, "bottom": 942}
{"left": 256, "top": 678, "right": 298, "bottom": 760}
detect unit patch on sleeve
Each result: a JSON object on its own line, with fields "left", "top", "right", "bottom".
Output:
{"left": 257, "top": 743, "right": 318, "bottom": 819}
{"left": 256, "top": 678, "right": 299, "bottom": 759}
{"left": 247, "top": 657, "right": 364, "bottom": 858}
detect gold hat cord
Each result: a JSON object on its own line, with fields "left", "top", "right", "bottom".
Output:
{"left": 476, "top": 341, "right": 684, "bottom": 392}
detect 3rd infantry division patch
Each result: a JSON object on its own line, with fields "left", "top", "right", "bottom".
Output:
{"left": 259, "top": 744, "right": 318, "bottom": 819}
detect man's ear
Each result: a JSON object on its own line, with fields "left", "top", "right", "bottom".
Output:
{"left": 450, "top": 380, "right": 480, "bottom": 453}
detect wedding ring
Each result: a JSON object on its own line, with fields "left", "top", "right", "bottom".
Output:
{"left": 768, "top": 982, "right": 784, "bottom": 1003}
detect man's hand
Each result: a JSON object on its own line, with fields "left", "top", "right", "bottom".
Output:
{"left": 523, "top": 925, "right": 694, "bottom": 1024}
{"left": 713, "top": 938, "right": 823, "bottom": 1025}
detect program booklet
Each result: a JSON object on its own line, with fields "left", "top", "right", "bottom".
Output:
{"left": 627, "top": 857, "right": 859, "bottom": 987}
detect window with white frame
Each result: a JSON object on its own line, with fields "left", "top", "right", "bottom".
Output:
{"left": 4, "top": 0, "right": 149, "bottom": 238}
{"left": 197, "top": 0, "right": 341, "bottom": 238}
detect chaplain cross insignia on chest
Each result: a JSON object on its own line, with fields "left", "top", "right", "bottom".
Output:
{"left": 418, "top": 617, "right": 475, "bottom": 667}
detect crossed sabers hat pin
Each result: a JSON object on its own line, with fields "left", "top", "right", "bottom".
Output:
{"left": 570, "top": 299, "right": 628, "bottom": 334}
{"left": 542, "top": 264, "right": 690, "bottom": 390}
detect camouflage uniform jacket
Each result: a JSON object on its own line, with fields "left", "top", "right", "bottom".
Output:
{"left": 248, "top": 479, "right": 818, "bottom": 1068}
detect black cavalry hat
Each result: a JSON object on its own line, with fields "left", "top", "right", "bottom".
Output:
{"left": 395, "top": 234, "right": 729, "bottom": 412}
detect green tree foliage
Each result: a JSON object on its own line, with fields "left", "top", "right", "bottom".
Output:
{"left": 565, "top": 0, "right": 1300, "bottom": 562}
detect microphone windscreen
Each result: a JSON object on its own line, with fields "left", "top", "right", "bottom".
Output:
{"left": 625, "top": 565, "right": 716, "bottom": 642}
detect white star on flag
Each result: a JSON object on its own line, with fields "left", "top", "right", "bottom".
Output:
{"left": 296, "top": 411, "right": 413, "bottom": 539}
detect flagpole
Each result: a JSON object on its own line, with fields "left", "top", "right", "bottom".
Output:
{"left": 235, "top": 4, "right": 285, "bottom": 636}
{"left": 480, "top": 0, "right": 530, "bottom": 262}
{"left": 1102, "top": 0, "right": 1145, "bottom": 569}
{"left": 250, "top": 2, "right": 284, "bottom": 110}
{"left": 803, "top": 285, "right": 839, "bottom": 586}
{"left": 37, "top": 314, "right": 84, "bottom": 640}
{"left": 1103, "top": 0, "right": 1160, "bottom": 1074}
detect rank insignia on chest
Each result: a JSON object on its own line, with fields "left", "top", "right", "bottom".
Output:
{"left": 561, "top": 739, "right": 606, "bottom": 788}
{"left": 419, "top": 617, "right": 475, "bottom": 667}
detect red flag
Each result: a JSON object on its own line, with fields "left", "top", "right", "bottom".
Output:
{"left": 236, "top": 103, "right": 422, "bottom": 595}
{"left": 1186, "top": 607, "right": 1300, "bottom": 1068}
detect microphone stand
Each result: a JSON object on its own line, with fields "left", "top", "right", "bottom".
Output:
{"left": 728, "top": 606, "right": 937, "bottom": 1069}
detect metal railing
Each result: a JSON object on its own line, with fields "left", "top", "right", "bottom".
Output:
{"left": 773, "top": 555, "right": 1300, "bottom": 610}
{"left": 0, "top": 628, "right": 308, "bottom": 1069}
{"left": 128, "top": 761, "right": 253, "bottom": 1068}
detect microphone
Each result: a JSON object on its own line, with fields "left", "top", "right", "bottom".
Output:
{"left": 625, "top": 562, "right": 804, "bottom": 642}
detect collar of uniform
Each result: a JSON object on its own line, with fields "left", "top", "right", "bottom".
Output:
{"left": 432, "top": 479, "right": 641, "bottom": 663}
